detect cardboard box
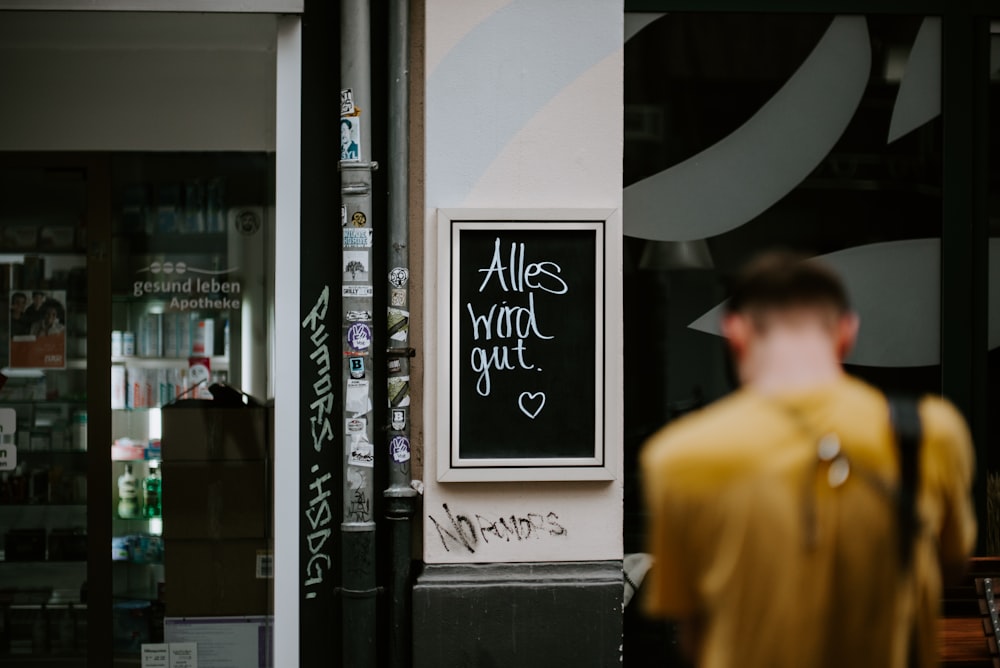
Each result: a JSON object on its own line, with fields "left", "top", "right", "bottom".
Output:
{"left": 161, "top": 460, "right": 270, "bottom": 540}
{"left": 162, "top": 404, "right": 269, "bottom": 461}
{"left": 164, "top": 539, "right": 269, "bottom": 617}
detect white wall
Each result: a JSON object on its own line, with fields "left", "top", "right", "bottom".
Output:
{"left": 0, "top": 12, "right": 277, "bottom": 151}
{"left": 422, "top": 0, "right": 624, "bottom": 564}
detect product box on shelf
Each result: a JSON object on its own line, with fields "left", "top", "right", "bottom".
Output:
{"left": 48, "top": 528, "right": 87, "bottom": 561}
{"left": 160, "top": 460, "right": 269, "bottom": 540}
{"left": 161, "top": 403, "right": 270, "bottom": 461}
{"left": 163, "top": 538, "right": 269, "bottom": 616}
{"left": 5, "top": 528, "right": 46, "bottom": 561}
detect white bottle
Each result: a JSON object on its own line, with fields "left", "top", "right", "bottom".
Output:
{"left": 117, "top": 463, "right": 139, "bottom": 519}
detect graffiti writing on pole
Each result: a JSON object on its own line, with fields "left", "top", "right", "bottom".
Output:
{"left": 302, "top": 286, "right": 335, "bottom": 599}
{"left": 303, "top": 286, "right": 335, "bottom": 452}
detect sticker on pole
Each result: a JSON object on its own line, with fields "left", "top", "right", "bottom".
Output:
{"left": 340, "top": 88, "right": 356, "bottom": 116}
{"left": 388, "top": 267, "right": 408, "bottom": 288}
{"left": 389, "top": 436, "right": 410, "bottom": 463}
{"left": 340, "top": 117, "right": 361, "bottom": 162}
{"left": 347, "top": 323, "right": 372, "bottom": 352}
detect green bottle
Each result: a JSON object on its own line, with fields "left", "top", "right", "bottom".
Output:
{"left": 142, "top": 461, "right": 161, "bottom": 519}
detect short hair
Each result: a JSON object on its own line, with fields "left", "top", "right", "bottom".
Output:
{"left": 725, "top": 251, "right": 850, "bottom": 315}
{"left": 11, "top": 292, "right": 25, "bottom": 302}
{"left": 341, "top": 118, "right": 352, "bottom": 129}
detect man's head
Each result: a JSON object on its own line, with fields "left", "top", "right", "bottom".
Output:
{"left": 31, "top": 291, "right": 45, "bottom": 307}
{"left": 11, "top": 292, "right": 25, "bottom": 313}
{"left": 341, "top": 118, "right": 352, "bottom": 147}
{"left": 721, "top": 252, "right": 858, "bottom": 385}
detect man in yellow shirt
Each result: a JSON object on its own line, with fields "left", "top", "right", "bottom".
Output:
{"left": 641, "top": 252, "right": 976, "bottom": 668}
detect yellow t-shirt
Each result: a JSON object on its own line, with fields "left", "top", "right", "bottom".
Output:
{"left": 641, "top": 375, "right": 976, "bottom": 668}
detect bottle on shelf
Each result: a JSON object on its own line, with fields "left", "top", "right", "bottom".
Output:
{"left": 142, "top": 461, "right": 161, "bottom": 519}
{"left": 117, "top": 463, "right": 140, "bottom": 519}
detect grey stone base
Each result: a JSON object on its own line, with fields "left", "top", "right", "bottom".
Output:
{"left": 413, "top": 560, "right": 623, "bottom": 668}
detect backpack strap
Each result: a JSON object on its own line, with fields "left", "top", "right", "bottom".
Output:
{"left": 887, "top": 395, "right": 922, "bottom": 570}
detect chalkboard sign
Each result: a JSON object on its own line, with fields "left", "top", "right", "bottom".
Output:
{"left": 447, "top": 220, "right": 605, "bottom": 476}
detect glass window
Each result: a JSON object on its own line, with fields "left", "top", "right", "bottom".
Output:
{"left": 985, "top": 20, "right": 999, "bottom": 556}
{"left": 623, "top": 12, "right": 945, "bottom": 663}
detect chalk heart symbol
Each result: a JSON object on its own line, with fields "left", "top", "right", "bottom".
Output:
{"left": 518, "top": 392, "right": 546, "bottom": 420}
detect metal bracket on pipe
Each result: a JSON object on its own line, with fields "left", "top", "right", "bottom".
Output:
{"left": 385, "top": 347, "right": 416, "bottom": 358}
{"left": 339, "top": 161, "right": 379, "bottom": 171}
{"left": 341, "top": 521, "right": 377, "bottom": 532}
{"left": 335, "top": 586, "right": 385, "bottom": 599}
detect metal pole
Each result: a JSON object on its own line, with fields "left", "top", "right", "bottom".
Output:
{"left": 384, "top": 2, "right": 417, "bottom": 668}
{"left": 341, "top": 1, "right": 377, "bottom": 667}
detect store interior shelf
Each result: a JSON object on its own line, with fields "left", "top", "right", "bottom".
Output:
{"left": 0, "top": 503, "right": 87, "bottom": 508}
{"left": 112, "top": 355, "right": 228, "bottom": 371}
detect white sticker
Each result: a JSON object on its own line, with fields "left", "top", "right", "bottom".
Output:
{"left": 343, "top": 250, "right": 369, "bottom": 283}
{"left": 346, "top": 379, "right": 371, "bottom": 416}
{"left": 0, "top": 443, "right": 16, "bottom": 472}
{"left": 344, "top": 229, "right": 373, "bottom": 248}
{"left": 391, "top": 408, "right": 406, "bottom": 431}
{"left": 0, "top": 408, "right": 16, "bottom": 434}
{"left": 349, "top": 440, "right": 375, "bottom": 468}
{"left": 340, "top": 88, "right": 355, "bottom": 116}
{"left": 343, "top": 285, "right": 374, "bottom": 298}
{"left": 388, "top": 267, "right": 409, "bottom": 288}
{"left": 169, "top": 642, "right": 198, "bottom": 668}
{"left": 141, "top": 644, "right": 170, "bottom": 668}
{"left": 256, "top": 550, "right": 273, "bottom": 579}
{"left": 390, "top": 289, "right": 406, "bottom": 307}
{"left": 341, "top": 204, "right": 347, "bottom": 227}
{"left": 340, "top": 116, "right": 361, "bottom": 162}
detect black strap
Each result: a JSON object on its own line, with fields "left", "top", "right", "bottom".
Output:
{"left": 888, "top": 395, "right": 922, "bottom": 570}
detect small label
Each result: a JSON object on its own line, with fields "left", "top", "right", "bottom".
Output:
{"left": 341, "top": 205, "right": 347, "bottom": 227}
{"left": 346, "top": 417, "right": 366, "bottom": 434}
{"left": 387, "top": 358, "right": 401, "bottom": 374}
{"left": 0, "top": 443, "right": 16, "bottom": 472}
{"left": 141, "top": 643, "right": 170, "bottom": 668}
{"left": 256, "top": 550, "right": 274, "bottom": 579}
{"left": 343, "top": 250, "right": 369, "bottom": 283}
{"left": 345, "top": 379, "right": 370, "bottom": 416}
{"left": 390, "top": 436, "right": 410, "bottom": 463}
{"left": 169, "top": 642, "right": 198, "bottom": 668}
{"left": 391, "top": 408, "right": 406, "bottom": 431}
{"left": 344, "top": 229, "right": 373, "bottom": 248}
{"left": 343, "top": 285, "right": 374, "bottom": 298}
{"left": 349, "top": 440, "right": 375, "bottom": 468}
{"left": 390, "top": 289, "right": 406, "bottom": 307}
{"left": 351, "top": 211, "right": 368, "bottom": 228}
{"left": 0, "top": 408, "right": 17, "bottom": 434}
{"left": 349, "top": 357, "right": 365, "bottom": 379}
{"left": 340, "top": 88, "right": 355, "bottom": 115}
{"left": 347, "top": 310, "right": 372, "bottom": 322}
{"left": 388, "top": 267, "right": 409, "bottom": 288}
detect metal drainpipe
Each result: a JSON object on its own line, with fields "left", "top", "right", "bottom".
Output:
{"left": 384, "top": 2, "right": 418, "bottom": 668}
{"left": 341, "top": 1, "right": 377, "bottom": 667}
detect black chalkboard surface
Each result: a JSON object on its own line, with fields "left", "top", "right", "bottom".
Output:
{"left": 452, "top": 223, "right": 602, "bottom": 464}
